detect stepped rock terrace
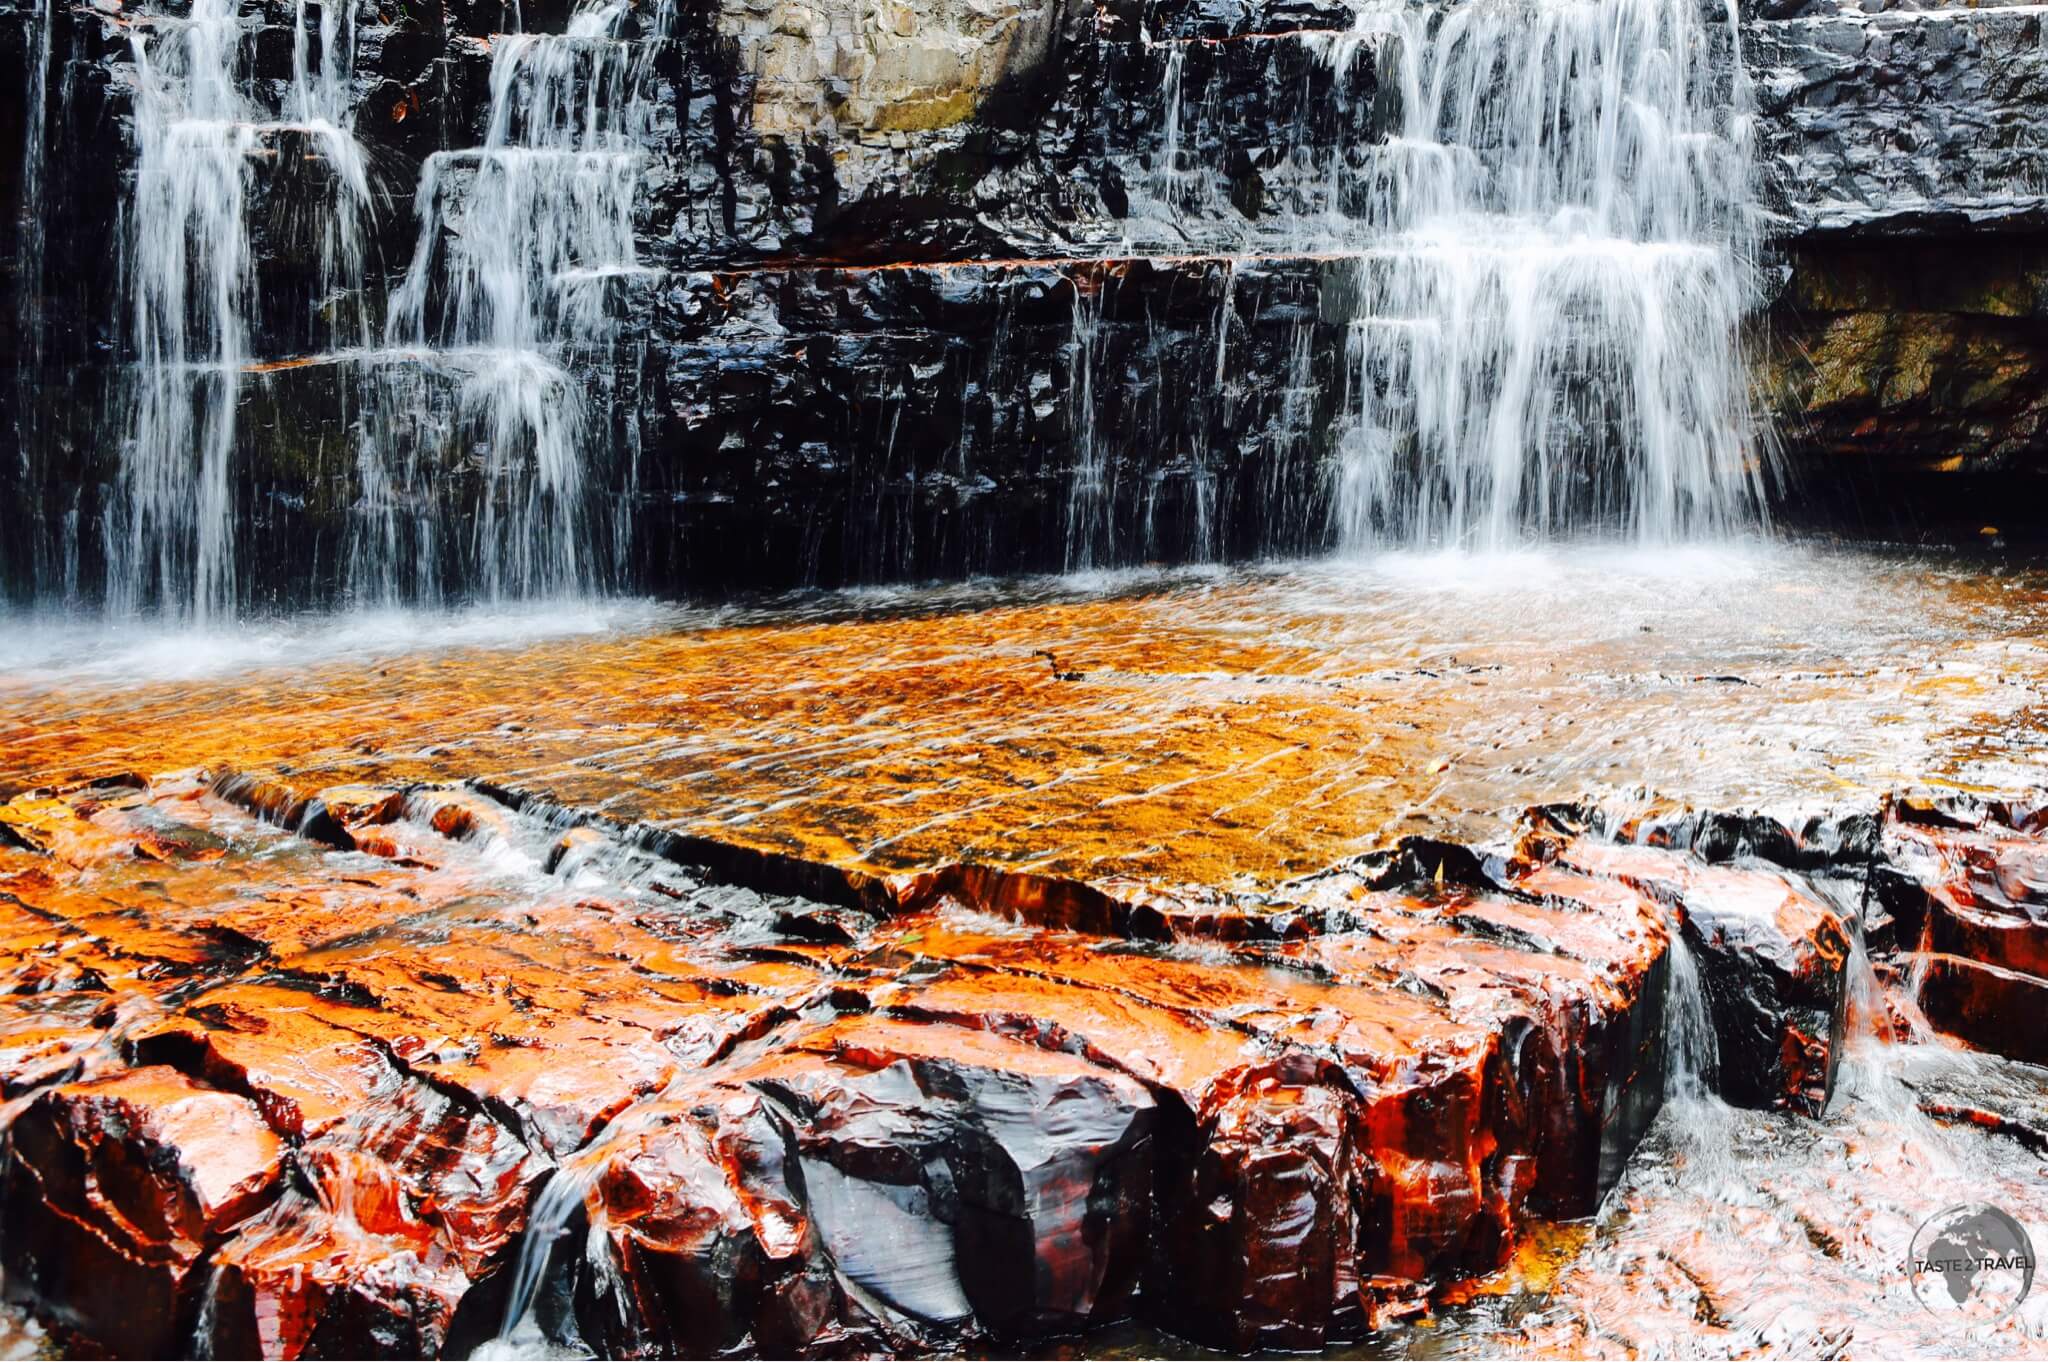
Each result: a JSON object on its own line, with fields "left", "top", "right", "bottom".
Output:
{"left": 0, "top": 547, "right": 2045, "bottom": 1356}
{"left": 6, "top": 0, "right": 2048, "bottom": 1346}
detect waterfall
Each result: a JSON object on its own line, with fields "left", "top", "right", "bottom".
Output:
{"left": 13, "top": 0, "right": 55, "bottom": 450}
{"left": 1664, "top": 924, "right": 1721, "bottom": 1103}
{"left": 114, "top": 0, "right": 253, "bottom": 623}
{"left": 110, "top": 0, "right": 369, "bottom": 621}
{"left": 374, "top": 0, "right": 670, "bottom": 605}
{"left": 1062, "top": 278, "right": 1110, "bottom": 571}
{"left": 1331, "top": 0, "right": 1769, "bottom": 550}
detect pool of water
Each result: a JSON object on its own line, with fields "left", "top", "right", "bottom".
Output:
{"left": 7, "top": 541, "right": 2047, "bottom": 890}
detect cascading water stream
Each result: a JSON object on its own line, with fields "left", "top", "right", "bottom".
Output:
{"left": 111, "top": 0, "right": 370, "bottom": 622}
{"left": 1063, "top": 280, "right": 1110, "bottom": 570}
{"left": 14, "top": 0, "right": 55, "bottom": 458}
{"left": 374, "top": 0, "right": 671, "bottom": 605}
{"left": 115, "top": 0, "right": 254, "bottom": 624}
{"left": 1325, "top": 0, "right": 1771, "bottom": 550}
{"left": 1663, "top": 922, "right": 1722, "bottom": 1106}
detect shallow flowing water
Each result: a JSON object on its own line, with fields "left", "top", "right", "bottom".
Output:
{"left": 4, "top": 541, "right": 2047, "bottom": 1356}
{"left": 7, "top": 542, "right": 2046, "bottom": 887}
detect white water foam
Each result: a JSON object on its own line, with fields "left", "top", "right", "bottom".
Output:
{"left": 111, "top": 0, "right": 370, "bottom": 622}
{"left": 1328, "top": 0, "right": 1771, "bottom": 548}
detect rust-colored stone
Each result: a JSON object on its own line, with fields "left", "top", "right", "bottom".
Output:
{"left": 847, "top": 862, "right": 1671, "bottom": 1350}
{"left": 0, "top": 772, "right": 1673, "bottom": 1355}
{"left": 579, "top": 1094, "right": 869, "bottom": 1357}
{"left": 0, "top": 759, "right": 2034, "bottom": 1358}
{"left": 1552, "top": 839, "right": 1852, "bottom": 1114}
{"left": 1878, "top": 799, "right": 2048, "bottom": 1063}
{"left": 201, "top": 1077, "right": 549, "bottom": 1359}
{"left": 1911, "top": 951, "right": 2048, "bottom": 1064}
{"left": 752, "top": 1015, "right": 1158, "bottom": 1340}
{"left": 1, "top": 1067, "right": 282, "bottom": 1357}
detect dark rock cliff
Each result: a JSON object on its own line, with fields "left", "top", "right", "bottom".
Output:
{"left": 1751, "top": 2, "right": 2048, "bottom": 536}
{"left": 1, "top": 0, "right": 2043, "bottom": 610}
{"left": 0, "top": 0, "right": 1375, "bottom": 606}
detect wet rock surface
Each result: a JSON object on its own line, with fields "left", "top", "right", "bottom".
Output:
{"left": 0, "top": 751, "right": 2039, "bottom": 1356}
{"left": 1876, "top": 795, "right": 2048, "bottom": 1064}
{"left": 2, "top": 1067, "right": 283, "bottom": 1357}
{"left": 1750, "top": 3, "right": 2048, "bottom": 508}
{"left": 1544, "top": 836, "right": 1853, "bottom": 1115}
{"left": 0, "top": 771, "right": 1674, "bottom": 1355}
{"left": 0, "top": 0, "right": 1379, "bottom": 606}
{"left": 0, "top": 553, "right": 2044, "bottom": 1356}
{"left": 7, "top": 0, "right": 2048, "bottom": 605}
{"left": 1751, "top": 6, "right": 2048, "bottom": 236}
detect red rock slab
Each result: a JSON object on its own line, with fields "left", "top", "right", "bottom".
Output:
{"left": 0, "top": 784, "right": 240, "bottom": 867}
{"left": 0, "top": 887, "right": 160, "bottom": 1104}
{"left": 288, "top": 908, "right": 818, "bottom": 1036}
{"left": 862, "top": 929, "right": 1460, "bottom": 1347}
{"left": 578, "top": 1090, "right": 885, "bottom": 1358}
{"left": 0, "top": 1007, "right": 115, "bottom": 1100}
{"left": 1926, "top": 877, "right": 2048, "bottom": 980}
{"left": 570, "top": 1013, "right": 1164, "bottom": 1355}
{"left": 105, "top": 983, "right": 549, "bottom": 1266}
{"left": 1555, "top": 840, "right": 1851, "bottom": 1114}
{"left": 1157, "top": 1072, "right": 1390, "bottom": 1350}
{"left": 1285, "top": 903, "right": 1660, "bottom": 1220}
{"left": 0, "top": 885, "right": 120, "bottom": 1002}
{"left": 404, "top": 786, "right": 524, "bottom": 847}
{"left": 882, "top": 961, "right": 1265, "bottom": 1113}
{"left": 0, "top": 1066, "right": 282, "bottom": 1357}
{"left": 129, "top": 983, "right": 407, "bottom": 1140}
{"left": 275, "top": 932, "right": 813, "bottom": 1154}
{"left": 1887, "top": 817, "right": 2048, "bottom": 976}
{"left": 856, "top": 907, "right": 1657, "bottom": 1347}
{"left": 202, "top": 1076, "right": 551, "bottom": 1359}
{"left": 314, "top": 784, "right": 408, "bottom": 830}
{"left": 0, "top": 789, "right": 169, "bottom": 866}
{"left": 736, "top": 1014, "right": 1158, "bottom": 1341}
{"left": 863, "top": 915, "right": 1479, "bottom": 1084}
{"left": 1215, "top": 871, "right": 1667, "bottom": 1320}
{"left": 1911, "top": 951, "right": 2048, "bottom": 1065}
{"left": 202, "top": 1153, "right": 481, "bottom": 1360}
{"left": 410, "top": 1016, "right": 685, "bottom": 1159}
{"left": 132, "top": 956, "right": 688, "bottom": 1164}
{"left": 334, "top": 1079, "right": 551, "bottom": 1273}
{"left": 171, "top": 950, "right": 674, "bottom": 1160}
{"left": 0, "top": 843, "right": 276, "bottom": 986}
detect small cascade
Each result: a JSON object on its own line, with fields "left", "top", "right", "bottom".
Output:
{"left": 1187, "top": 259, "right": 1233, "bottom": 560}
{"left": 372, "top": 0, "right": 671, "bottom": 605}
{"left": 289, "top": 0, "right": 373, "bottom": 350}
{"left": 7, "top": 0, "right": 62, "bottom": 605}
{"left": 1151, "top": 44, "right": 1188, "bottom": 221}
{"left": 1062, "top": 278, "right": 1111, "bottom": 570}
{"left": 1131, "top": 42, "right": 1239, "bottom": 245}
{"left": 114, "top": 0, "right": 254, "bottom": 623}
{"left": 1664, "top": 922, "right": 1721, "bottom": 1104}
{"left": 13, "top": 0, "right": 56, "bottom": 434}
{"left": 1330, "top": 0, "right": 1770, "bottom": 549}
{"left": 473, "top": 1138, "right": 622, "bottom": 1358}
{"left": 110, "top": 0, "right": 370, "bottom": 621}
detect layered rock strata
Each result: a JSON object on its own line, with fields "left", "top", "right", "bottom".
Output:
{"left": 1873, "top": 793, "right": 2048, "bottom": 1064}
{"left": 9, "top": 0, "right": 2046, "bottom": 606}
{"left": 1752, "top": 2, "right": 2048, "bottom": 527}
{"left": 0, "top": 765, "right": 1908, "bottom": 1356}
{"left": 2, "top": 763, "right": 2040, "bottom": 1354}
